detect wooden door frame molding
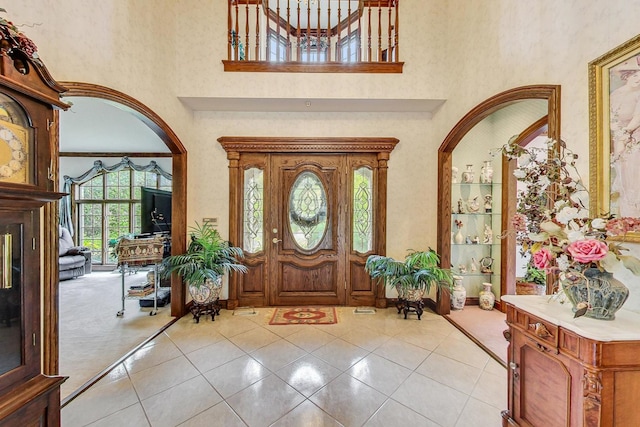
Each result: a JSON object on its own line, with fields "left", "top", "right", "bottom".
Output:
{"left": 218, "top": 136, "right": 398, "bottom": 308}
{"left": 44, "top": 82, "right": 189, "bottom": 375}
{"left": 218, "top": 137, "right": 399, "bottom": 154}
{"left": 436, "top": 85, "right": 561, "bottom": 315}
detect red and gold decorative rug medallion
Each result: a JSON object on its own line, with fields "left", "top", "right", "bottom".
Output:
{"left": 269, "top": 307, "right": 338, "bottom": 325}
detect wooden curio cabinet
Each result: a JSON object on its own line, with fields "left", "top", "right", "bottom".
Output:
{"left": 0, "top": 33, "right": 68, "bottom": 425}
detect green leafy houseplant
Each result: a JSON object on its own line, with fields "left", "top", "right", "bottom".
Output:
{"left": 522, "top": 262, "right": 546, "bottom": 286}
{"left": 160, "top": 222, "right": 247, "bottom": 299}
{"left": 364, "top": 249, "right": 454, "bottom": 298}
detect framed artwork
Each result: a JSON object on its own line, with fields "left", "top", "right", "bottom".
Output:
{"left": 589, "top": 34, "right": 640, "bottom": 242}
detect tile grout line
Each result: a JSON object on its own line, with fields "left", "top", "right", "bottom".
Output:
{"left": 61, "top": 316, "right": 180, "bottom": 409}
{"left": 68, "top": 307, "right": 504, "bottom": 426}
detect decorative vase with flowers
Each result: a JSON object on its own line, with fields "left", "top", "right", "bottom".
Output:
{"left": 499, "top": 136, "right": 640, "bottom": 320}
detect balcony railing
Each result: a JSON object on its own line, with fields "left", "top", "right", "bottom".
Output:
{"left": 224, "top": 0, "right": 403, "bottom": 73}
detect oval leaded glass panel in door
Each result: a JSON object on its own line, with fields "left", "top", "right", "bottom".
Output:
{"left": 289, "top": 171, "right": 328, "bottom": 250}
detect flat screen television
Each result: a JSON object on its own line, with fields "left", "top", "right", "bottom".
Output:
{"left": 140, "top": 187, "right": 172, "bottom": 235}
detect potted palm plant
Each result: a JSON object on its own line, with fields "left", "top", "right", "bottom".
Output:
{"left": 161, "top": 222, "right": 247, "bottom": 308}
{"left": 365, "top": 248, "right": 453, "bottom": 319}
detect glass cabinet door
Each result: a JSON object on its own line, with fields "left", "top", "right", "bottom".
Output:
{"left": 0, "top": 220, "right": 22, "bottom": 376}
{"left": 0, "top": 209, "right": 38, "bottom": 389}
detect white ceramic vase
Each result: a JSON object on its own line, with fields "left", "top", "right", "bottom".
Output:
{"left": 450, "top": 276, "right": 466, "bottom": 310}
{"left": 479, "top": 282, "right": 495, "bottom": 310}
{"left": 480, "top": 160, "right": 494, "bottom": 184}
{"left": 461, "top": 164, "right": 475, "bottom": 183}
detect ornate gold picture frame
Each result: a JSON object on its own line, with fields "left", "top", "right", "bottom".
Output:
{"left": 589, "top": 34, "right": 640, "bottom": 243}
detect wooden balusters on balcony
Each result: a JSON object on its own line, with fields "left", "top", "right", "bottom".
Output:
{"left": 223, "top": 0, "right": 403, "bottom": 73}
{"left": 327, "top": 1, "right": 331, "bottom": 61}
{"left": 255, "top": 1, "right": 261, "bottom": 60}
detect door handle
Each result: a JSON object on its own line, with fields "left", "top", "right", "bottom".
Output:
{"left": 272, "top": 238, "right": 282, "bottom": 244}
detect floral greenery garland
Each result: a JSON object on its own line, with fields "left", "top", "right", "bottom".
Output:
{"left": 0, "top": 8, "right": 41, "bottom": 64}
{"left": 497, "top": 136, "right": 640, "bottom": 279}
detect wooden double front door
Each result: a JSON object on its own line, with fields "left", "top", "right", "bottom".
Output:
{"left": 219, "top": 137, "right": 398, "bottom": 308}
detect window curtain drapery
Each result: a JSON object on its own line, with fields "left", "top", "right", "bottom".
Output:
{"left": 60, "top": 157, "right": 172, "bottom": 236}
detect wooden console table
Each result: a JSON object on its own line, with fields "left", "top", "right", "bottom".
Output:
{"left": 501, "top": 295, "right": 640, "bottom": 427}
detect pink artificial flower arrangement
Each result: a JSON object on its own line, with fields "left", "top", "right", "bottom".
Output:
{"left": 527, "top": 216, "right": 640, "bottom": 275}
{"left": 566, "top": 240, "right": 608, "bottom": 264}
{"left": 500, "top": 137, "right": 640, "bottom": 278}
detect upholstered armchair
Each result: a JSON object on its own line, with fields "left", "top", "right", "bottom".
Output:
{"left": 59, "top": 226, "right": 91, "bottom": 281}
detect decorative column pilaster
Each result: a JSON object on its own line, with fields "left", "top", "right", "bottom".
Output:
{"left": 375, "top": 152, "right": 389, "bottom": 308}
{"left": 226, "top": 150, "right": 240, "bottom": 310}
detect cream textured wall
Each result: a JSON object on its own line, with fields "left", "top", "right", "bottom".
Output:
{"left": 7, "top": 1, "right": 640, "bottom": 307}
{"left": 438, "top": 0, "right": 640, "bottom": 310}
{"left": 439, "top": 0, "right": 640, "bottom": 176}
{"left": 175, "top": 0, "right": 449, "bottom": 101}
{"left": 191, "top": 110, "right": 437, "bottom": 254}
{"left": 10, "top": 0, "right": 195, "bottom": 152}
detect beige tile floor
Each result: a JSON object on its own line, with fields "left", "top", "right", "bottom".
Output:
{"left": 61, "top": 307, "right": 506, "bottom": 427}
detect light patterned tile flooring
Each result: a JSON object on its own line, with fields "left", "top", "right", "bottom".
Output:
{"left": 62, "top": 307, "right": 506, "bottom": 427}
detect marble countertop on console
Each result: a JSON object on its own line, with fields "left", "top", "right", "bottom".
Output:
{"left": 501, "top": 295, "right": 640, "bottom": 342}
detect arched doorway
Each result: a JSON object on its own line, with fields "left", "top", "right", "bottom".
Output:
{"left": 44, "top": 83, "right": 188, "bottom": 378}
{"left": 436, "top": 85, "right": 561, "bottom": 314}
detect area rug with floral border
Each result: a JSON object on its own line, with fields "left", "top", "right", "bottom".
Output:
{"left": 269, "top": 307, "right": 338, "bottom": 325}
